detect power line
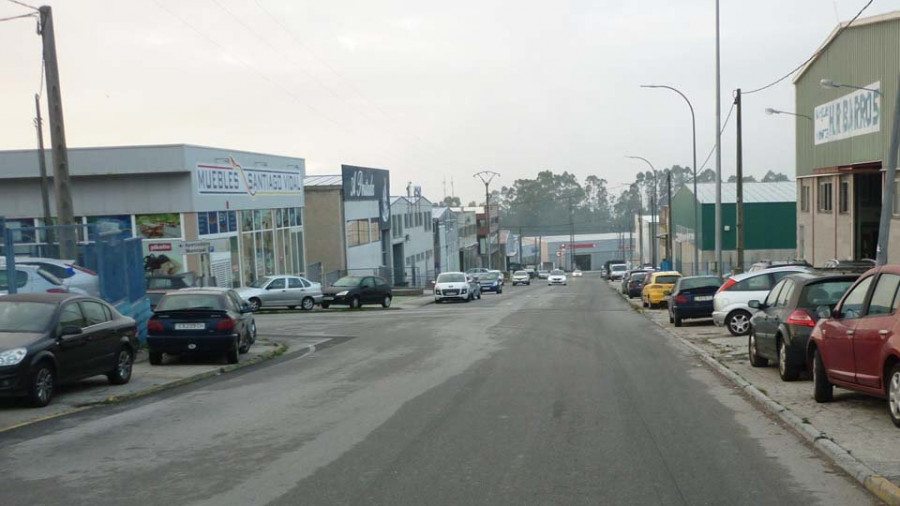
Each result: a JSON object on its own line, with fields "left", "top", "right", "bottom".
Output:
{"left": 5, "top": 0, "right": 38, "bottom": 11}
{"left": 0, "top": 11, "right": 35, "bottom": 22}
{"left": 743, "top": 0, "right": 873, "bottom": 95}
{"left": 698, "top": 101, "right": 736, "bottom": 172}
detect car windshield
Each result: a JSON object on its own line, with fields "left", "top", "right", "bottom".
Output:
{"left": 655, "top": 275, "right": 680, "bottom": 284}
{"left": 514, "top": 271, "right": 528, "bottom": 276}
{"left": 800, "top": 280, "right": 856, "bottom": 308}
{"left": 679, "top": 277, "right": 722, "bottom": 290}
{"left": 333, "top": 276, "right": 363, "bottom": 287}
{"left": 0, "top": 301, "right": 56, "bottom": 332}
{"left": 437, "top": 273, "right": 466, "bottom": 283}
{"left": 612, "top": 265, "right": 626, "bottom": 272}
{"left": 156, "top": 294, "right": 225, "bottom": 311}
{"left": 551, "top": 270, "right": 564, "bottom": 275}
{"left": 480, "top": 273, "right": 500, "bottom": 281}
{"left": 248, "top": 277, "right": 273, "bottom": 288}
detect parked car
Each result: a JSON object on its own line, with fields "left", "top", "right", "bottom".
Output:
{"left": 747, "top": 272, "right": 858, "bottom": 381}
{"left": 667, "top": 275, "right": 722, "bottom": 326}
{"left": 641, "top": 271, "right": 681, "bottom": 308}
{"left": 7, "top": 257, "right": 99, "bottom": 296}
{"left": 146, "top": 273, "right": 195, "bottom": 290}
{"left": 600, "top": 267, "right": 608, "bottom": 278}
{"left": 572, "top": 269, "right": 583, "bottom": 277}
{"left": 536, "top": 270, "right": 550, "bottom": 280}
{"left": 713, "top": 266, "right": 813, "bottom": 336}
{"left": 548, "top": 269, "right": 567, "bottom": 286}
{"left": 609, "top": 263, "right": 628, "bottom": 281}
{"left": 0, "top": 293, "right": 138, "bottom": 407}
{"left": 621, "top": 269, "right": 650, "bottom": 295}
{"left": 809, "top": 265, "right": 900, "bottom": 427}
{"left": 625, "top": 271, "right": 650, "bottom": 298}
{"left": 148, "top": 288, "right": 255, "bottom": 365}
{"left": 236, "top": 275, "right": 324, "bottom": 311}
{"left": 748, "top": 260, "right": 812, "bottom": 273}
{"left": 821, "top": 258, "right": 876, "bottom": 270}
{"left": 477, "top": 271, "right": 504, "bottom": 294}
{"left": 321, "top": 276, "right": 393, "bottom": 309}
{"left": 511, "top": 271, "right": 531, "bottom": 286}
{"left": 0, "top": 264, "right": 68, "bottom": 296}
{"left": 434, "top": 272, "right": 479, "bottom": 303}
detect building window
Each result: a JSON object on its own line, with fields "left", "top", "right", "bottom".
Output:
{"left": 800, "top": 184, "right": 810, "bottom": 212}
{"left": 369, "top": 219, "right": 380, "bottom": 243}
{"left": 839, "top": 177, "right": 850, "bottom": 214}
{"left": 347, "top": 219, "right": 372, "bottom": 247}
{"left": 818, "top": 180, "right": 833, "bottom": 212}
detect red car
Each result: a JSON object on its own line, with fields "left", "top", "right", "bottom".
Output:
{"left": 809, "top": 265, "right": 900, "bottom": 427}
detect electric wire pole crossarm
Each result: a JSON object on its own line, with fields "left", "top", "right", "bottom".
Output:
{"left": 473, "top": 170, "right": 501, "bottom": 270}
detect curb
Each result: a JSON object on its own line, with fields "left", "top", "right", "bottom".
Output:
{"left": 614, "top": 284, "right": 900, "bottom": 506}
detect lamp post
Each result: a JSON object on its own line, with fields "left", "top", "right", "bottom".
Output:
{"left": 764, "top": 108, "right": 812, "bottom": 121}
{"left": 641, "top": 84, "right": 699, "bottom": 273}
{"left": 627, "top": 156, "right": 658, "bottom": 267}
{"left": 473, "top": 171, "right": 500, "bottom": 269}
{"left": 820, "top": 79, "right": 882, "bottom": 95}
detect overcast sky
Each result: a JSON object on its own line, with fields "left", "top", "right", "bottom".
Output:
{"left": 0, "top": 0, "right": 892, "bottom": 204}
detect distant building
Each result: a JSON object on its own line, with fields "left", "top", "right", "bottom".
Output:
{"left": 390, "top": 195, "right": 434, "bottom": 286}
{"left": 432, "top": 207, "right": 460, "bottom": 273}
{"left": 537, "top": 233, "right": 634, "bottom": 271}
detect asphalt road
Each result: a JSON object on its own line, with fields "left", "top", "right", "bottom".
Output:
{"left": 0, "top": 275, "right": 877, "bottom": 505}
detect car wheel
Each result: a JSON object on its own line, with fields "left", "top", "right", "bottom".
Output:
{"left": 382, "top": 295, "right": 392, "bottom": 308}
{"left": 777, "top": 338, "right": 800, "bottom": 381}
{"left": 813, "top": 348, "right": 833, "bottom": 402}
{"left": 674, "top": 315, "right": 683, "bottom": 327}
{"left": 321, "top": 303, "right": 330, "bottom": 309}
{"left": 149, "top": 351, "right": 163, "bottom": 365}
{"left": 27, "top": 361, "right": 55, "bottom": 408}
{"left": 226, "top": 340, "right": 240, "bottom": 364}
{"left": 748, "top": 332, "right": 768, "bottom": 367}
{"left": 668, "top": 312, "right": 674, "bottom": 324}
{"left": 250, "top": 321, "right": 257, "bottom": 344}
{"left": 477, "top": 292, "right": 481, "bottom": 300}
{"left": 107, "top": 347, "right": 134, "bottom": 385}
{"left": 239, "top": 332, "right": 251, "bottom": 354}
{"left": 889, "top": 363, "right": 900, "bottom": 428}
{"left": 726, "top": 310, "right": 752, "bottom": 336}
{"left": 249, "top": 298, "right": 261, "bottom": 312}
{"left": 349, "top": 296, "right": 361, "bottom": 309}
{"left": 301, "top": 297, "right": 315, "bottom": 311}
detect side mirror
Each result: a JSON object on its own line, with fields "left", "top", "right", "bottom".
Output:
{"left": 815, "top": 305, "right": 832, "bottom": 319}
{"left": 60, "top": 325, "right": 82, "bottom": 337}
{"left": 748, "top": 300, "right": 761, "bottom": 309}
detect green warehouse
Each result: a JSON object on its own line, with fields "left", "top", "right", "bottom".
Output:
{"left": 669, "top": 182, "right": 797, "bottom": 275}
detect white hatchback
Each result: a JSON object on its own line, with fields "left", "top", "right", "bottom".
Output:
{"left": 712, "top": 265, "right": 812, "bottom": 336}
{"left": 0, "top": 264, "right": 68, "bottom": 295}
{"left": 10, "top": 257, "right": 99, "bottom": 296}
{"left": 548, "top": 269, "right": 567, "bottom": 286}
{"left": 434, "top": 272, "right": 477, "bottom": 303}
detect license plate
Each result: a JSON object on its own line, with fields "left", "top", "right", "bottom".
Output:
{"left": 445, "top": 290, "right": 458, "bottom": 295}
{"left": 323, "top": 296, "right": 334, "bottom": 301}
{"left": 695, "top": 296, "right": 713, "bottom": 301}
{"left": 175, "top": 323, "right": 205, "bottom": 330}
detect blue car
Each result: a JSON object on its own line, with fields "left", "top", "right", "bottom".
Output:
{"left": 667, "top": 276, "right": 722, "bottom": 327}
{"left": 478, "top": 272, "right": 504, "bottom": 294}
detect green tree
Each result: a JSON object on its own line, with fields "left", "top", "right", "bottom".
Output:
{"left": 761, "top": 170, "right": 790, "bottom": 182}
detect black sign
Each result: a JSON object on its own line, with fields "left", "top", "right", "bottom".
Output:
{"left": 342, "top": 165, "right": 391, "bottom": 230}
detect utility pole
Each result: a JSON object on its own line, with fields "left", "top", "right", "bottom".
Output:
{"left": 651, "top": 174, "right": 658, "bottom": 268}
{"left": 714, "top": 0, "right": 723, "bottom": 274}
{"left": 473, "top": 171, "right": 500, "bottom": 269}
{"left": 876, "top": 75, "right": 900, "bottom": 265}
{"left": 34, "top": 93, "right": 53, "bottom": 241}
{"left": 667, "top": 169, "right": 673, "bottom": 265}
{"left": 518, "top": 226, "right": 523, "bottom": 268}
{"left": 735, "top": 88, "right": 745, "bottom": 273}
{"left": 568, "top": 196, "right": 575, "bottom": 271}
{"left": 40, "top": 6, "right": 76, "bottom": 259}
{"left": 634, "top": 184, "right": 644, "bottom": 265}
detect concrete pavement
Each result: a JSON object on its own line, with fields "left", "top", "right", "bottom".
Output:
{"left": 0, "top": 277, "right": 877, "bottom": 505}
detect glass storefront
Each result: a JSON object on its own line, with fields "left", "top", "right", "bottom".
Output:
{"left": 233, "top": 207, "right": 304, "bottom": 287}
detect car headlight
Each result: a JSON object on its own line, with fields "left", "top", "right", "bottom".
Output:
{"left": 0, "top": 348, "right": 27, "bottom": 366}
{"left": 461, "top": 288, "right": 467, "bottom": 294}
{"left": 434, "top": 289, "right": 440, "bottom": 295}
{"left": 336, "top": 291, "right": 349, "bottom": 297}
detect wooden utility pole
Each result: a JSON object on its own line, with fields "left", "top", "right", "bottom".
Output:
{"left": 40, "top": 6, "right": 76, "bottom": 258}
{"left": 34, "top": 93, "right": 53, "bottom": 236}
{"left": 735, "top": 88, "right": 745, "bottom": 273}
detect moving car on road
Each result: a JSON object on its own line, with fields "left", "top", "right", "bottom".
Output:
{"left": 609, "top": 263, "right": 628, "bottom": 281}
{"left": 642, "top": 271, "right": 681, "bottom": 308}
{"left": 434, "top": 272, "right": 479, "bottom": 303}
{"left": 667, "top": 275, "right": 722, "bottom": 326}
{"left": 321, "top": 276, "right": 393, "bottom": 309}
{"left": 536, "top": 270, "right": 550, "bottom": 280}
{"left": 0, "top": 293, "right": 138, "bottom": 407}
{"left": 809, "top": 265, "right": 900, "bottom": 427}
{"left": 478, "top": 271, "right": 504, "bottom": 294}
{"left": 148, "top": 288, "right": 255, "bottom": 365}
{"left": 548, "top": 269, "right": 567, "bottom": 286}
{"left": 511, "top": 271, "right": 531, "bottom": 286}
{"left": 748, "top": 272, "right": 857, "bottom": 381}
{"left": 236, "top": 275, "right": 324, "bottom": 311}
{"left": 713, "top": 266, "right": 813, "bottom": 336}
{"left": 572, "top": 269, "right": 583, "bottom": 277}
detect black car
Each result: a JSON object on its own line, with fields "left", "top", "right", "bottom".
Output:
{"left": 748, "top": 272, "right": 858, "bottom": 380}
{"left": 0, "top": 293, "right": 138, "bottom": 407}
{"left": 625, "top": 271, "right": 651, "bottom": 298}
{"left": 667, "top": 276, "right": 722, "bottom": 326}
{"left": 147, "top": 288, "right": 256, "bottom": 365}
{"left": 321, "top": 276, "right": 393, "bottom": 309}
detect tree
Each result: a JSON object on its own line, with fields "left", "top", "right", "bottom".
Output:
{"left": 761, "top": 170, "right": 790, "bottom": 182}
{"left": 439, "top": 196, "right": 461, "bottom": 207}
{"left": 726, "top": 175, "right": 758, "bottom": 183}
{"left": 467, "top": 201, "right": 477, "bottom": 207}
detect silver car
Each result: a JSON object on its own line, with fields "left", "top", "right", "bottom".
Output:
{"left": 236, "top": 275, "right": 323, "bottom": 311}
{"left": 712, "top": 266, "right": 812, "bottom": 336}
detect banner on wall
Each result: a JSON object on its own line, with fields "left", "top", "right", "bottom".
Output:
{"left": 196, "top": 157, "right": 302, "bottom": 197}
{"left": 341, "top": 165, "right": 391, "bottom": 231}
{"left": 814, "top": 82, "right": 881, "bottom": 145}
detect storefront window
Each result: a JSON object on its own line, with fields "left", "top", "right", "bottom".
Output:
{"left": 260, "top": 210, "right": 273, "bottom": 230}
{"left": 263, "top": 230, "right": 275, "bottom": 275}
{"left": 289, "top": 208, "right": 297, "bottom": 227}
{"left": 230, "top": 236, "right": 240, "bottom": 288}
{"left": 276, "top": 229, "right": 287, "bottom": 274}
{"left": 242, "top": 211, "right": 253, "bottom": 232}
{"left": 136, "top": 213, "right": 181, "bottom": 239}
{"left": 253, "top": 210, "right": 262, "bottom": 231}
{"left": 87, "top": 215, "right": 133, "bottom": 241}
{"left": 242, "top": 232, "right": 256, "bottom": 285}
{"left": 292, "top": 230, "right": 304, "bottom": 274}
{"left": 4, "top": 219, "right": 37, "bottom": 244}
{"left": 369, "top": 219, "right": 380, "bottom": 243}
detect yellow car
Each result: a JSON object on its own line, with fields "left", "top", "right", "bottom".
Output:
{"left": 641, "top": 271, "right": 682, "bottom": 308}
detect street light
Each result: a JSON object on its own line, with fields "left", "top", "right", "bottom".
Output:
{"left": 820, "top": 78, "right": 881, "bottom": 95}
{"left": 764, "top": 108, "right": 813, "bottom": 121}
{"left": 626, "top": 156, "right": 658, "bottom": 268}
{"left": 473, "top": 170, "right": 500, "bottom": 270}
{"left": 641, "top": 84, "right": 699, "bottom": 273}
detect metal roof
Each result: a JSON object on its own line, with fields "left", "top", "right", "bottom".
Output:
{"left": 304, "top": 174, "right": 342, "bottom": 187}
{"left": 689, "top": 182, "right": 796, "bottom": 204}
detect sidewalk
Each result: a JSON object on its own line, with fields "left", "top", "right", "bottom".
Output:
{"left": 0, "top": 339, "right": 288, "bottom": 433}
{"left": 393, "top": 294, "right": 436, "bottom": 309}
{"left": 613, "top": 282, "right": 900, "bottom": 504}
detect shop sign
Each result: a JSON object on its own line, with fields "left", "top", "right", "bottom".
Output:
{"left": 341, "top": 165, "right": 391, "bottom": 230}
{"left": 197, "top": 157, "right": 302, "bottom": 197}
{"left": 183, "top": 240, "right": 212, "bottom": 255}
{"left": 814, "top": 82, "right": 880, "bottom": 145}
